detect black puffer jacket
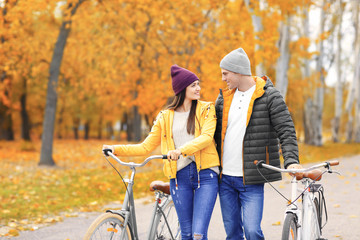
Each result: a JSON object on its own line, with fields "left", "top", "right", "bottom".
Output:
{"left": 215, "top": 76, "right": 299, "bottom": 185}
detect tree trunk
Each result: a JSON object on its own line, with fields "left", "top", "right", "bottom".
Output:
{"left": 125, "top": 108, "right": 141, "bottom": 141}
{"left": 332, "top": 0, "right": 344, "bottom": 143}
{"left": 56, "top": 104, "right": 65, "bottom": 139}
{"left": 301, "top": 4, "right": 312, "bottom": 143}
{"left": 355, "top": 52, "right": 360, "bottom": 142}
{"left": 345, "top": 0, "right": 360, "bottom": 142}
{"left": 275, "top": 14, "right": 291, "bottom": 99}
{"left": 0, "top": 1, "right": 14, "bottom": 140}
{"left": 84, "top": 121, "right": 90, "bottom": 140}
{"left": 244, "top": 0, "right": 265, "bottom": 75}
{"left": 106, "top": 121, "right": 113, "bottom": 140}
{"left": 39, "top": 0, "right": 84, "bottom": 166}
{"left": 0, "top": 103, "right": 14, "bottom": 140}
{"left": 73, "top": 118, "right": 80, "bottom": 140}
{"left": 97, "top": 118, "right": 102, "bottom": 140}
{"left": 20, "top": 78, "right": 31, "bottom": 141}
{"left": 304, "top": 0, "right": 327, "bottom": 146}
{"left": 0, "top": 74, "right": 14, "bottom": 140}
{"left": 133, "top": 106, "right": 141, "bottom": 141}
{"left": 126, "top": 111, "right": 134, "bottom": 142}
{"left": 304, "top": 99, "right": 317, "bottom": 144}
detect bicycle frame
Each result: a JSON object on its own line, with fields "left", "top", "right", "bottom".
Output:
{"left": 103, "top": 152, "right": 176, "bottom": 240}
{"left": 286, "top": 177, "right": 321, "bottom": 240}
{"left": 119, "top": 166, "right": 138, "bottom": 239}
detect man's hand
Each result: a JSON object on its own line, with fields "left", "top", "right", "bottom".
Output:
{"left": 287, "top": 163, "right": 303, "bottom": 179}
{"left": 167, "top": 149, "right": 181, "bottom": 161}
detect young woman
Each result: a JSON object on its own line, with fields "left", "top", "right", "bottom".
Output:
{"left": 103, "top": 65, "right": 219, "bottom": 240}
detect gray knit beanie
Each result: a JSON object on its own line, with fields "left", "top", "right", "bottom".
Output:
{"left": 220, "top": 48, "right": 252, "bottom": 75}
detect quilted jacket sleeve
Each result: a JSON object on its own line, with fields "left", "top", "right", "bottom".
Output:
{"left": 214, "top": 91, "right": 223, "bottom": 158}
{"left": 267, "top": 88, "right": 299, "bottom": 168}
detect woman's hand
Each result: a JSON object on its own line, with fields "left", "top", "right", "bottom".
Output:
{"left": 102, "top": 145, "right": 115, "bottom": 155}
{"left": 167, "top": 149, "right": 181, "bottom": 161}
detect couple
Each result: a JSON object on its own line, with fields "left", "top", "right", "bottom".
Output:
{"left": 103, "top": 48, "right": 301, "bottom": 240}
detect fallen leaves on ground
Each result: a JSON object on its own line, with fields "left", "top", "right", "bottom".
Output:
{"left": 0, "top": 139, "right": 166, "bottom": 236}
{"left": 0, "top": 140, "right": 359, "bottom": 236}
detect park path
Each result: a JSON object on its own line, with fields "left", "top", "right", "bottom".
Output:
{"left": 2, "top": 155, "right": 359, "bottom": 240}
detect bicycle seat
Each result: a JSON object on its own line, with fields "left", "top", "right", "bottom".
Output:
{"left": 150, "top": 181, "right": 170, "bottom": 195}
{"left": 296, "top": 169, "right": 322, "bottom": 181}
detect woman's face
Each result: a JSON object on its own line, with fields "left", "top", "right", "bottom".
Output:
{"left": 185, "top": 80, "right": 201, "bottom": 101}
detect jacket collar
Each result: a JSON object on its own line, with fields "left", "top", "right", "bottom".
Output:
{"left": 221, "top": 76, "right": 267, "bottom": 100}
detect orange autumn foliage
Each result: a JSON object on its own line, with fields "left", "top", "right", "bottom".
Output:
{"left": 0, "top": 0, "right": 348, "bottom": 140}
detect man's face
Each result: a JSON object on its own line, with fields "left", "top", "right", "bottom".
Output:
{"left": 221, "top": 69, "right": 240, "bottom": 90}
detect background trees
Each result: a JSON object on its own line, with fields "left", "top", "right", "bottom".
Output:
{"left": 0, "top": 0, "right": 359, "bottom": 165}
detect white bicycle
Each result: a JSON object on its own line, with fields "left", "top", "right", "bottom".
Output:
{"left": 254, "top": 160, "right": 340, "bottom": 240}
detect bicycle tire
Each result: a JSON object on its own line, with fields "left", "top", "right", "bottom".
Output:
{"left": 155, "top": 200, "right": 181, "bottom": 240}
{"left": 282, "top": 213, "right": 298, "bottom": 240}
{"left": 83, "top": 212, "right": 133, "bottom": 240}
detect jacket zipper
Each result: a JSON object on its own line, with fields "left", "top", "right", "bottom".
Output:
{"left": 242, "top": 140, "right": 245, "bottom": 185}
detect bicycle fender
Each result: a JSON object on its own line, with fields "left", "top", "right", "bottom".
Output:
{"left": 106, "top": 209, "right": 127, "bottom": 219}
{"left": 105, "top": 210, "right": 134, "bottom": 239}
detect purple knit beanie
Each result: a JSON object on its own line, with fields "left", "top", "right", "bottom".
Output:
{"left": 171, "top": 65, "right": 199, "bottom": 95}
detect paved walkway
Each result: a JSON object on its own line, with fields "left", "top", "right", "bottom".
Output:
{"left": 2, "top": 155, "right": 359, "bottom": 240}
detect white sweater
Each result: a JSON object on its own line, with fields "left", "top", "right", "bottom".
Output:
{"left": 173, "top": 111, "right": 194, "bottom": 171}
{"left": 173, "top": 110, "right": 219, "bottom": 174}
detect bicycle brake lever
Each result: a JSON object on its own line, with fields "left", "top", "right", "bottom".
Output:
{"left": 254, "top": 160, "right": 265, "bottom": 168}
{"left": 331, "top": 170, "right": 341, "bottom": 175}
{"left": 103, "top": 149, "right": 112, "bottom": 156}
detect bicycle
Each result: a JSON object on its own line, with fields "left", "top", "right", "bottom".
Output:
{"left": 83, "top": 150, "right": 181, "bottom": 240}
{"left": 254, "top": 159, "right": 340, "bottom": 240}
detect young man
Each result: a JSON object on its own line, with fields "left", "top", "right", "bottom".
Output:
{"left": 215, "top": 48, "right": 302, "bottom": 240}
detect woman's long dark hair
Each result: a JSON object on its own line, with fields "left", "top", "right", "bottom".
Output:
{"left": 167, "top": 89, "right": 197, "bottom": 135}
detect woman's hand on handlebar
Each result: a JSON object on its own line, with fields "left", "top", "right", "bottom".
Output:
{"left": 167, "top": 149, "right": 181, "bottom": 161}
{"left": 102, "top": 145, "right": 115, "bottom": 155}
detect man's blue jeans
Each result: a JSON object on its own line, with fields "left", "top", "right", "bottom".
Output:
{"left": 170, "top": 162, "right": 218, "bottom": 240}
{"left": 219, "top": 174, "right": 265, "bottom": 240}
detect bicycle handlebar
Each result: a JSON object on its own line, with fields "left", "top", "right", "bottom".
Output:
{"left": 103, "top": 149, "right": 167, "bottom": 168}
{"left": 254, "top": 160, "right": 339, "bottom": 173}
{"left": 254, "top": 160, "right": 339, "bottom": 181}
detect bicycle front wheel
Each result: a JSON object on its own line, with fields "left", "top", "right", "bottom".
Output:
{"left": 282, "top": 213, "right": 298, "bottom": 240}
{"left": 84, "top": 212, "right": 133, "bottom": 240}
{"left": 155, "top": 199, "right": 181, "bottom": 240}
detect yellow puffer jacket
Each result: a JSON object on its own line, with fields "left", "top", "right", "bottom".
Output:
{"left": 113, "top": 100, "right": 220, "bottom": 179}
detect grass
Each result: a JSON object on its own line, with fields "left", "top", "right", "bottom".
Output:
{"left": 0, "top": 139, "right": 167, "bottom": 234}
{"left": 298, "top": 142, "right": 360, "bottom": 164}
{"left": 0, "top": 139, "right": 359, "bottom": 235}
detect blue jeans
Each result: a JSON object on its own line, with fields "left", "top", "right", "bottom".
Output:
{"left": 170, "top": 162, "right": 218, "bottom": 240}
{"left": 219, "top": 174, "right": 265, "bottom": 240}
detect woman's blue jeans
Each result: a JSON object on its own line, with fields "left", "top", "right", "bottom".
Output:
{"left": 219, "top": 174, "right": 265, "bottom": 240}
{"left": 170, "top": 162, "right": 218, "bottom": 240}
